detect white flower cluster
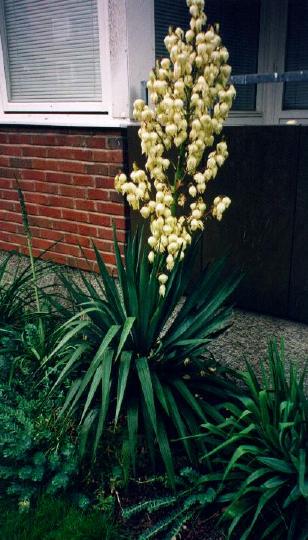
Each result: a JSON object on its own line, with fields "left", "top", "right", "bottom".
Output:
{"left": 114, "top": 0, "right": 235, "bottom": 295}
{"left": 212, "top": 195, "right": 231, "bottom": 221}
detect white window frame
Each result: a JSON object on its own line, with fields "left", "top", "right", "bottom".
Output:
{"left": 0, "top": 0, "right": 155, "bottom": 126}
{"left": 0, "top": 0, "right": 112, "bottom": 113}
{"left": 229, "top": 0, "right": 308, "bottom": 126}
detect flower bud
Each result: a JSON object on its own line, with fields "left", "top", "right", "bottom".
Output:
{"left": 140, "top": 206, "right": 150, "bottom": 219}
{"left": 158, "top": 274, "right": 168, "bottom": 284}
{"left": 189, "top": 185, "right": 197, "bottom": 197}
{"left": 159, "top": 284, "right": 166, "bottom": 297}
{"left": 148, "top": 251, "right": 155, "bottom": 263}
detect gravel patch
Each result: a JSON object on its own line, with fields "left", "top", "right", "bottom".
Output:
{"left": 208, "top": 308, "right": 308, "bottom": 375}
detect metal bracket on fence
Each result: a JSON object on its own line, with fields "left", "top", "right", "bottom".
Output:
{"left": 230, "top": 70, "right": 308, "bottom": 85}
{"left": 140, "top": 70, "right": 308, "bottom": 102}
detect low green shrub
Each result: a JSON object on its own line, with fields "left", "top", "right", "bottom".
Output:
{"left": 124, "top": 341, "right": 308, "bottom": 539}
{"left": 0, "top": 495, "right": 128, "bottom": 540}
{"left": 0, "top": 381, "right": 78, "bottom": 503}
{"left": 50, "top": 229, "right": 239, "bottom": 486}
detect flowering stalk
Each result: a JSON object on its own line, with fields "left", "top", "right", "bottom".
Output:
{"left": 115, "top": 0, "right": 235, "bottom": 295}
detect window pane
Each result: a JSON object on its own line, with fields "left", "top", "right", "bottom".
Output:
{"left": 1, "top": 0, "right": 102, "bottom": 102}
{"left": 284, "top": 0, "right": 308, "bottom": 110}
{"left": 154, "top": 0, "right": 260, "bottom": 111}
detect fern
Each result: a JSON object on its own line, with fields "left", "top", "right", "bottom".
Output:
{"left": 166, "top": 510, "right": 194, "bottom": 540}
{"left": 139, "top": 507, "right": 187, "bottom": 540}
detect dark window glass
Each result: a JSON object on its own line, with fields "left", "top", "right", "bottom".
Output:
{"left": 284, "top": 0, "right": 308, "bottom": 110}
{"left": 154, "top": 0, "right": 260, "bottom": 111}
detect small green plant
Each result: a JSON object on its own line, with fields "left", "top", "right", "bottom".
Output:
{"left": 0, "top": 254, "right": 41, "bottom": 329}
{"left": 0, "top": 496, "right": 128, "bottom": 540}
{"left": 124, "top": 341, "right": 308, "bottom": 539}
{"left": 0, "top": 381, "right": 78, "bottom": 503}
{"left": 50, "top": 228, "right": 239, "bottom": 486}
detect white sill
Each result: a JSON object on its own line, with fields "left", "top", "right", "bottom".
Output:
{"left": 0, "top": 112, "right": 134, "bottom": 129}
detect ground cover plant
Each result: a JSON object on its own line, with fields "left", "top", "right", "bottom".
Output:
{"left": 125, "top": 341, "right": 308, "bottom": 539}
{"left": 0, "top": 496, "right": 127, "bottom": 540}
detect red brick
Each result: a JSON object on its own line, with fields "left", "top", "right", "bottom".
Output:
{"left": 28, "top": 216, "right": 54, "bottom": 229}
{"left": 113, "top": 216, "right": 128, "bottom": 230}
{"left": 0, "top": 200, "right": 18, "bottom": 211}
{"left": 0, "top": 220, "right": 18, "bottom": 233}
{"left": 75, "top": 199, "right": 96, "bottom": 212}
{"left": 87, "top": 135, "right": 106, "bottom": 149}
{"left": 0, "top": 189, "right": 19, "bottom": 201}
{"left": 34, "top": 181, "right": 59, "bottom": 194}
{"left": 59, "top": 184, "right": 86, "bottom": 198}
{"left": 92, "top": 149, "right": 124, "bottom": 163}
{"left": 60, "top": 160, "right": 87, "bottom": 174}
{"left": 52, "top": 219, "right": 77, "bottom": 233}
{"left": 87, "top": 188, "right": 109, "bottom": 201}
{"left": 0, "top": 166, "right": 18, "bottom": 178}
{"left": 21, "top": 169, "right": 46, "bottom": 181}
{"left": 24, "top": 192, "right": 50, "bottom": 206}
{"left": 68, "top": 257, "right": 95, "bottom": 272}
{"left": 16, "top": 179, "right": 36, "bottom": 192}
{"left": 10, "top": 157, "right": 32, "bottom": 169}
{"left": 9, "top": 233, "right": 27, "bottom": 246}
{"left": 96, "top": 226, "right": 126, "bottom": 243}
{"left": 22, "top": 146, "right": 47, "bottom": 158}
{"left": 23, "top": 203, "right": 39, "bottom": 216}
{"left": 72, "top": 174, "right": 95, "bottom": 187}
{"left": 77, "top": 223, "right": 98, "bottom": 237}
{"left": 0, "top": 240, "right": 19, "bottom": 251}
{"left": 0, "top": 231, "right": 11, "bottom": 242}
{"left": 31, "top": 134, "right": 58, "bottom": 146}
{"left": 78, "top": 247, "right": 96, "bottom": 261}
{"left": 95, "top": 176, "right": 116, "bottom": 189}
{"left": 43, "top": 251, "right": 69, "bottom": 265}
{"left": 95, "top": 201, "right": 125, "bottom": 216}
{"left": 0, "top": 156, "right": 11, "bottom": 167}
{"left": 1, "top": 210, "right": 22, "bottom": 222}
{"left": 46, "top": 171, "right": 72, "bottom": 184}
{"left": 51, "top": 242, "right": 81, "bottom": 258}
{"left": 0, "top": 145, "right": 23, "bottom": 156}
{"left": 48, "top": 194, "right": 75, "bottom": 209}
{"left": 0, "top": 178, "right": 13, "bottom": 189}
{"left": 64, "top": 233, "right": 91, "bottom": 248}
{"left": 62, "top": 208, "right": 88, "bottom": 222}
{"left": 47, "top": 147, "right": 92, "bottom": 161}
{"left": 7, "top": 133, "right": 31, "bottom": 145}
{"left": 88, "top": 213, "right": 111, "bottom": 227}
{"left": 86, "top": 163, "right": 109, "bottom": 175}
{"left": 39, "top": 207, "right": 63, "bottom": 219}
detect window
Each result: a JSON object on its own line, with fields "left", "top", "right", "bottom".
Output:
{"left": 154, "top": 0, "right": 308, "bottom": 125}
{"left": 283, "top": 0, "right": 308, "bottom": 110}
{"left": 154, "top": 0, "right": 261, "bottom": 113}
{"left": 0, "top": 0, "right": 110, "bottom": 112}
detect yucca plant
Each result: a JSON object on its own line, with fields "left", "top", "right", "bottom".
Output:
{"left": 49, "top": 228, "right": 239, "bottom": 486}
{"left": 126, "top": 341, "right": 308, "bottom": 538}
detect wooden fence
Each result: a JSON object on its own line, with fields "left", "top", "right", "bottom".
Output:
{"left": 127, "top": 125, "right": 308, "bottom": 324}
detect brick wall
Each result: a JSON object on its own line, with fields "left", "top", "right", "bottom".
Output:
{"left": 0, "top": 126, "right": 129, "bottom": 272}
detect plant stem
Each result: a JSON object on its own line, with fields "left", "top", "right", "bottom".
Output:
{"left": 16, "top": 183, "right": 41, "bottom": 314}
